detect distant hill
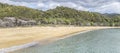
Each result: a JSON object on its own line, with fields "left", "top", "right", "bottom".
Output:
{"left": 0, "top": 3, "right": 119, "bottom": 27}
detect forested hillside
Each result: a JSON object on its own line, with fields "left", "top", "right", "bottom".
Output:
{"left": 0, "top": 3, "right": 43, "bottom": 19}
{"left": 0, "top": 3, "right": 120, "bottom": 27}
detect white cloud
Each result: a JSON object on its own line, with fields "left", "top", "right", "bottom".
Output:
{"left": 48, "top": 2, "right": 60, "bottom": 9}
{"left": 38, "top": 3, "right": 45, "bottom": 8}
{"left": 0, "top": 0, "right": 38, "bottom": 8}
{"left": 0, "top": 0, "right": 120, "bottom": 14}
{"left": 93, "top": 2, "right": 120, "bottom": 14}
{"left": 37, "top": 1, "right": 79, "bottom": 10}
{"left": 77, "top": 6, "right": 88, "bottom": 11}
{"left": 37, "top": 1, "right": 88, "bottom": 11}
{"left": 60, "top": 2, "right": 77, "bottom": 8}
{"left": 37, "top": 1, "right": 60, "bottom": 10}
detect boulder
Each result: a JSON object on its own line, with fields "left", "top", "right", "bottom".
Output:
{"left": 0, "top": 19, "right": 5, "bottom": 27}
{"left": 2, "top": 17, "right": 17, "bottom": 27}
{"left": 0, "top": 19, "right": 3, "bottom": 23}
{"left": 0, "top": 17, "right": 37, "bottom": 27}
{"left": 17, "top": 19, "right": 28, "bottom": 26}
{"left": 3, "top": 17, "right": 16, "bottom": 23}
{"left": 27, "top": 20, "right": 37, "bottom": 26}
{"left": 0, "top": 20, "right": 9, "bottom": 27}
{"left": 17, "top": 19, "right": 37, "bottom": 26}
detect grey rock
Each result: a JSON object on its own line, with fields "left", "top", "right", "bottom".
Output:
{"left": 0, "top": 19, "right": 5, "bottom": 27}
{"left": 0, "top": 17, "right": 38, "bottom": 27}
{"left": 17, "top": 19, "right": 28, "bottom": 26}
{"left": 17, "top": 19, "right": 37, "bottom": 26}
{"left": 2, "top": 17, "right": 17, "bottom": 27}
{"left": 3, "top": 17, "right": 16, "bottom": 23}
{"left": 27, "top": 20, "right": 37, "bottom": 26}
{"left": 0, "top": 19, "right": 2, "bottom": 22}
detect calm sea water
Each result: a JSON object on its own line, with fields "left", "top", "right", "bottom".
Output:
{"left": 12, "top": 28, "right": 120, "bottom": 53}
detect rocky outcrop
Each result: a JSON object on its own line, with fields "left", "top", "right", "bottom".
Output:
{"left": 3, "top": 17, "right": 16, "bottom": 27}
{"left": 17, "top": 19, "right": 37, "bottom": 26}
{"left": 0, "top": 17, "right": 37, "bottom": 27}
{"left": 0, "top": 19, "right": 5, "bottom": 27}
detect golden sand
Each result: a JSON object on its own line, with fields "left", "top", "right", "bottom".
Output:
{"left": 0, "top": 26, "right": 112, "bottom": 48}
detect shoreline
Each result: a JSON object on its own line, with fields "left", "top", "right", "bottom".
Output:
{"left": 38, "top": 28, "right": 105, "bottom": 45}
{"left": 0, "top": 27, "right": 119, "bottom": 53}
{"left": 0, "top": 28, "right": 98, "bottom": 53}
{"left": 0, "top": 42, "right": 39, "bottom": 53}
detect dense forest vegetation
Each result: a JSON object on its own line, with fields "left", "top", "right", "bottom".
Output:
{"left": 0, "top": 3, "right": 120, "bottom": 27}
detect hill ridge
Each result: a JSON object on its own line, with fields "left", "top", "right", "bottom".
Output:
{"left": 0, "top": 3, "right": 119, "bottom": 27}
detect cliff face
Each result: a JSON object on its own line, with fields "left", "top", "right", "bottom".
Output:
{"left": 0, "top": 17, "right": 37, "bottom": 27}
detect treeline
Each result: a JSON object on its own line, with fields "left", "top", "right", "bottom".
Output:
{"left": 0, "top": 3, "right": 120, "bottom": 26}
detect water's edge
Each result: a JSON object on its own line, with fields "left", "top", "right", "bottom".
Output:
{"left": 0, "top": 42, "right": 39, "bottom": 53}
{"left": 0, "top": 28, "right": 112, "bottom": 53}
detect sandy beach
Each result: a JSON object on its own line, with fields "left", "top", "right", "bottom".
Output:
{"left": 0, "top": 26, "right": 114, "bottom": 49}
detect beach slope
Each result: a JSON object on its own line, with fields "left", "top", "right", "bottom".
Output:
{"left": 0, "top": 26, "right": 111, "bottom": 49}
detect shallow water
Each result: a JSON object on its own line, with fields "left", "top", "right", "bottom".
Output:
{"left": 12, "top": 28, "right": 120, "bottom": 53}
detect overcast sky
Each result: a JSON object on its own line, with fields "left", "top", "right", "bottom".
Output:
{"left": 0, "top": 0, "right": 120, "bottom": 14}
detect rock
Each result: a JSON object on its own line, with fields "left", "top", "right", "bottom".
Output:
{"left": 0, "top": 19, "right": 5, "bottom": 27}
{"left": 17, "top": 19, "right": 37, "bottom": 26}
{"left": 86, "top": 23, "right": 91, "bottom": 26}
{"left": 3, "top": 17, "right": 16, "bottom": 23}
{"left": 27, "top": 20, "right": 37, "bottom": 26}
{"left": 0, "top": 17, "right": 37, "bottom": 27}
{"left": 2, "top": 17, "right": 17, "bottom": 27}
{"left": 0, "top": 19, "right": 2, "bottom": 22}
{"left": 0, "top": 19, "right": 3, "bottom": 24}
{"left": 37, "top": 21, "right": 41, "bottom": 25}
{"left": 0, "top": 19, "right": 8, "bottom": 27}
{"left": 17, "top": 19, "right": 28, "bottom": 26}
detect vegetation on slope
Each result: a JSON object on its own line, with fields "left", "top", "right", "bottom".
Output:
{"left": 0, "top": 3, "right": 43, "bottom": 19}
{"left": 0, "top": 3, "right": 120, "bottom": 26}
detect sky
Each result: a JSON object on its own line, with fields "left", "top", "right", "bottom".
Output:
{"left": 0, "top": 0, "right": 120, "bottom": 14}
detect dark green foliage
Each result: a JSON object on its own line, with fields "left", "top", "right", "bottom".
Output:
{"left": 0, "top": 3, "right": 43, "bottom": 19}
{"left": 0, "top": 3, "right": 120, "bottom": 26}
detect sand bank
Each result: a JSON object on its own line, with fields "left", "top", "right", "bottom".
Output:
{"left": 0, "top": 26, "right": 116, "bottom": 53}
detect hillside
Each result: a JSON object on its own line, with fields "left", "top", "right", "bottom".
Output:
{"left": 0, "top": 3, "right": 120, "bottom": 27}
{"left": 0, "top": 3, "right": 43, "bottom": 19}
